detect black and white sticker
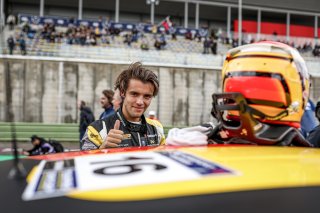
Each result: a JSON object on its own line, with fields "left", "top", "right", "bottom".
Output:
{"left": 22, "top": 151, "right": 235, "bottom": 201}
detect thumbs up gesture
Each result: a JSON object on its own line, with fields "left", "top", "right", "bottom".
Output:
{"left": 100, "top": 120, "right": 124, "bottom": 149}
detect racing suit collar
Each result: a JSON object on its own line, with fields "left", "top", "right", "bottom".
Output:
{"left": 116, "top": 107, "right": 148, "bottom": 133}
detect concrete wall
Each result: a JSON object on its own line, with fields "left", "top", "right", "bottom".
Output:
{"left": 0, "top": 58, "right": 220, "bottom": 126}
{"left": 1, "top": 57, "right": 319, "bottom": 126}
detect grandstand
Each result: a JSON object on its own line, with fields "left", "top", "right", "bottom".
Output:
{"left": 1, "top": 0, "right": 320, "bottom": 63}
{"left": 1, "top": 20, "right": 223, "bottom": 67}
{"left": 0, "top": 14, "right": 318, "bottom": 67}
{"left": 1, "top": 0, "right": 319, "bottom": 61}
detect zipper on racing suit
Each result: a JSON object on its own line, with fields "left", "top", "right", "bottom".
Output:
{"left": 137, "top": 133, "right": 142, "bottom": 146}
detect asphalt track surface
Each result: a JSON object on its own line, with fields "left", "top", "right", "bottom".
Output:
{"left": 0, "top": 157, "right": 319, "bottom": 213}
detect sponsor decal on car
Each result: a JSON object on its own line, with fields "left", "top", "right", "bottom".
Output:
{"left": 22, "top": 150, "right": 236, "bottom": 201}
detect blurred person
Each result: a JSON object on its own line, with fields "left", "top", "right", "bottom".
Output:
{"left": 131, "top": 28, "right": 139, "bottom": 42}
{"left": 81, "top": 62, "right": 165, "bottom": 150}
{"left": 140, "top": 37, "right": 149, "bottom": 50}
{"left": 151, "top": 24, "right": 157, "bottom": 39}
{"left": 98, "top": 16, "right": 103, "bottom": 23}
{"left": 22, "top": 21, "right": 31, "bottom": 34}
{"left": 68, "top": 16, "right": 75, "bottom": 26}
{"left": 103, "top": 16, "right": 110, "bottom": 29}
{"left": 79, "top": 100, "right": 95, "bottom": 141}
{"left": 306, "top": 101, "right": 320, "bottom": 147}
{"left": 211, "top": 36, "right": 218, "bottom": 55}
{"left": 203, "top": 37, "right": 211, "bottom": 54}
{"left": 154, "top": 39, "right": 162, "bottom": 50}
{"left": 23, "top": 135, "right": 56, "bottom": 156}
{"left": 159, "top": 32, "right": 166, "bottom": 45}
{"left": 100, "top": 34, "right": 110, "bottom": 45}
{"left": 124, "top": 32, "right": 132, "bottom": 46}
{"left": 312, "top": 44, "right": 320, "bottom": 57}
{"left": 99, "top": 89, "right": 114, "bottom": 119}
{"left": 18, "top": 36, "right": 27, "bottom": 55}
{"left": 171, "top": 32, "right": 177, "bottom": 40}
{"left": 185, "top": 31, "right": 192, "bottom": 40}
{"left": 7, "top": 35, "right": 15, "bottom": 55}
{"left": 6, "top": 14, "right": 16, "bottom": 30}
{"left": 148, "top": 110, "right": 158, "bottom": 120}
{"left": 316, "top": 101, "right": 320, "bottom": 120}
{"left": 300, "top": 99, "right": 318, "bottom": 137}
{"left": 94, "top": 26, "right": 101, "bottom": 38}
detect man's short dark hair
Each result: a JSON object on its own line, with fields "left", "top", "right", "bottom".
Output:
{"left": 115, "top": 62, "right": 159, "bottom": 96}
{"left": 102, "top": 89, "right": 114, "bottom": 104}
{"left": 30, "top": 135, "right": 40, "bottom": 142}
{"left": 80, "top": 100, "right": 86, "bottom": 107}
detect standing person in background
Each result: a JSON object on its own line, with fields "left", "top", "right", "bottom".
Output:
{"left": 7, "top": 35, "right": 15, "bottom": 55}
{"left": 79, "top": 100, "right": 95, "bottom": 141}
{"left": 306, "top": 101, "right": 320, "bottom": 147}
{"left": 211, "top": 36, "right": 218, "bottom": 55}
{"left": 99, "top": 89, "right": 114, "bottom": 119}
{"left": 18, "top": 36, "right": 27, "bottom": 55}
{"left": 300, "top": 99, "right": 318, "bottom": 137}
{"left": 6, "top": 14, "right": 16, "bottom": 30}
{"left": 203, "top": 37, "right": 211, "bottom": 54}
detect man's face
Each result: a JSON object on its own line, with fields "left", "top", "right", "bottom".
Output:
{"left": 100, "top": 94, "right": 110, "bottom": 109}
{"left": 122, "top": 79, "right": 154, "bottom": 122}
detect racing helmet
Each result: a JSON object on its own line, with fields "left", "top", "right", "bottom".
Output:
{"left": 219, "top": 41, "right": 309, "bottom": 129}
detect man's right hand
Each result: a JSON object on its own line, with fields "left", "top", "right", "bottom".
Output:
{"left": 100, "top": 120, "right": 124, "bottom": 149}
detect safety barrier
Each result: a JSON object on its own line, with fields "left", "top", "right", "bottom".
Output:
{"left": 0, "top": 122, "right": 79, "bottom": 142}
{"left": 0, "top": 122, "right": 173, "bottom": 143}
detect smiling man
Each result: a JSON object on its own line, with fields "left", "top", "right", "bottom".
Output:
{"left": 81, "top": 62, "right": 165, "bottom": 150}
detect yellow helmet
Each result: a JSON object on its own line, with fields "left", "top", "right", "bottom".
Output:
{"left": 220, "top": 41, "right": 309, "bottom": 128}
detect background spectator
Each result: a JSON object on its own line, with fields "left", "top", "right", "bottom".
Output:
{"left": 6, "top": 14, "right": 16, "bottom": 30}
{"left": 100, "top": 89, "right": 114, "bottom": 119}
{"left": 140, "top": 37, "right": 149, "bottom": 50}
{"left": 18, "top": 36, "right": 27, "bottom": 55}
{"left": 148, "top": 110, "right": 158, "bottom": 120}
{"left": 211, "top": 36, "right": 218, "bottom": 55}
{"left": 7, "top": 35, "right": 15, "bottom": 54}
{"left": 313, "top": 44, "right": 320, "bottom": 56}
{"left": 301, "top": 99, "right": 319, "bottom": 137}
{"left": 203, "top": 37, "right": 211, "bottom": 54}
{"left": 79, "top": 100, "right": 95, "bottom": 141}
